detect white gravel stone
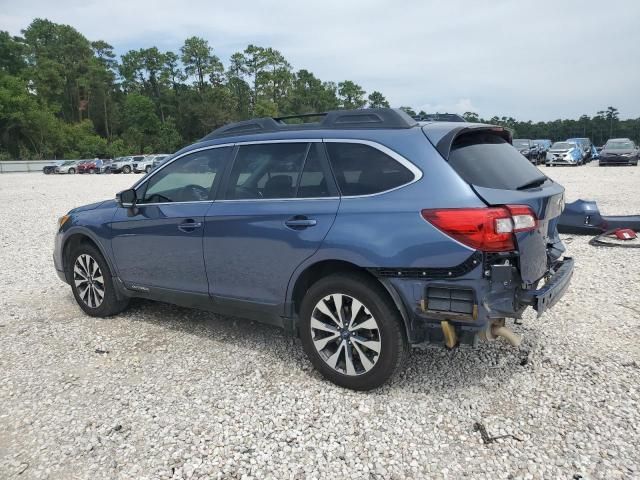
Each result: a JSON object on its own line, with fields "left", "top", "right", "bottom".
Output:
{"left": 0, "top": 165, "right": 639, "bottom": 479}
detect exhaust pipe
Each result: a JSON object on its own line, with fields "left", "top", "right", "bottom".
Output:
{"left": 491, "top": 324, "right": 522, "bottom": 347}
{"left": 481, "top": 319, "right": 522, "bottom": 347}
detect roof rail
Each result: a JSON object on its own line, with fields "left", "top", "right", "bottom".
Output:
{"left": 201, "top": 108, "right": 418, "bottom": 140}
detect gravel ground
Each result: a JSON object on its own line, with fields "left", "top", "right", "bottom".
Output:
{"left": 1, "top": 164, "right": 639, "bottom": 479}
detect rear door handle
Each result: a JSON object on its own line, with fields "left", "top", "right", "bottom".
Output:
{"left": 178, "top": 219, "right": 203, "bottom": 232}
{"left": 285, "top": 216, "right": 317, "bottom": 229}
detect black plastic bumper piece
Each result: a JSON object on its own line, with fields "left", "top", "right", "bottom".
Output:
{"left": 518, "top": 257, "right": 574, "bottom": 316}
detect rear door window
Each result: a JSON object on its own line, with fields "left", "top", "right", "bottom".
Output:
{"left": 325, "top": 142, "right": 415, "bottom": 196}
{"left": 225, "top": 143, "right": 309, "bottom": 199}
{"left": 447, "top": 132, "right": 547, "bottom": 190}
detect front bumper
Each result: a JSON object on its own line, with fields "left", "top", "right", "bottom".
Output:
{"left": 599, "top": 157, "right": 637, "bottom": 166}
{"left": 517, "top": 257, "right": 574, "bottom": 316}
{"left": 547, "top": 157, "right": 578, "bottom": 165}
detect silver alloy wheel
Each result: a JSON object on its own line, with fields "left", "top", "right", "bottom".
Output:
{"left": 310, "top": 293, "right": 382, "bottom": 376}
{"left": 73, "top": 254, "right": 105, "bottom": 308}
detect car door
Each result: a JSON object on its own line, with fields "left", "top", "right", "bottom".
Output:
{"left": 204, "top": 141, "right": 339, "bottom": 309}
{"left": 111, "top": 146, "right": 231, "bottom": 294}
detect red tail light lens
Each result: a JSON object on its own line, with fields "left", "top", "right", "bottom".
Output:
{"left": 421, "top": 206, "right": 537, "bottom": 252}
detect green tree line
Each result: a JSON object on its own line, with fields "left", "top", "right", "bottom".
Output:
{"left": 459, "top": 107, "right": 640, "bottom": 146}
{"left": 1, "top": 19, "right": 638, "bottom": 160}
{"left": 0, "top": 19, "right": 389, "bottom": 159}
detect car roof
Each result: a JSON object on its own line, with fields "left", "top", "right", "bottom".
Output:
{"left": 200, "top": 108, "right": 418, "bottom": 142}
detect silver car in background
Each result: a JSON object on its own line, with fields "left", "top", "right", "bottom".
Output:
{"left": 55, "top": 160, "right": 80, "bottom": 174}
{"left": 546, "top": 141, "right": 583, "bottom": 166}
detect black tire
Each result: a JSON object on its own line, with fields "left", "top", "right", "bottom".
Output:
{"left": 89, "top": 168, "right": 96, "bottom": 174}
{"left": 68, "top": 167, "right": 76, "bottom": 174}
{"left": 123, "top": 165, "right": 131, "bottom": 174}
{"left": 69, "top": 243, "right": 129, "bottom": 317}
{"left": 145, "top": 165, "right": 151, "bottom": 173}
{"left": 299, "top": 273, "right": 409, "bottom": 390}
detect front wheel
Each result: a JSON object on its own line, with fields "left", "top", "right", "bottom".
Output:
{"left": 122, "top": 165, "right": 131, "bottom": 174}
{"left": 299, "top": 273, "right": 408, "bottom": 390}
{"left": 145, "top": 165, "right": 151, "bottom": 173}
{"left": 69, "top": 244, "right": 129, "bottom": 317}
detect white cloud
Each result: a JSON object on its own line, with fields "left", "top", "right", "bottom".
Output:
{"left": 2, "top": 0, "right": 640, "bottom": 120}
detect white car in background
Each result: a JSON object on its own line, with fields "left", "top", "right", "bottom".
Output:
{"left": 133, "top": 154, "right": 169, "bottom": 174}
{"left": 108, "top": 155, "right": 145, "bottom": 174}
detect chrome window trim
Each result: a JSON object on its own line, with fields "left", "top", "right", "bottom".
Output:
{"left": 323, "top": 138, "right": 423, "bottom": 198}
{"left": 216, "top": 197, "right": 340, "bottom": 203}
{"left": 121, "top": 200, "right": 214, "bottom": 208}
{"left": 128, "top": 137, "right": 423, "bottom": 204}
{"left": 132, "top": 143, "right": 235, "bottom": 191}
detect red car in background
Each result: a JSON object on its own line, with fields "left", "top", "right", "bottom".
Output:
{"left": 77, "top": 160, "right": 110, "bottom": 174}
{"left": 77, "top": 160, "right": 97, "bottom": 174}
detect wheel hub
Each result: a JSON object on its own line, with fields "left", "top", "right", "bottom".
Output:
{"left": 310, "top": 293, "right": 382, "bottom": 376}
{"left": 73, "top": 254, "right": 105, "bottom": 309}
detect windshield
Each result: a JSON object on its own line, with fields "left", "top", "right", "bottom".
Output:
{"left": 513, "top": 140, "right": 530, "bottom": 148}
{"left": 606, "top": 141, "right": 634, "bottom": 150}
{"left": 551, "top": 142, "right": 574, "bottom": 150}
{"left": 62, "top": 161, "right": 75, "bottom": 165}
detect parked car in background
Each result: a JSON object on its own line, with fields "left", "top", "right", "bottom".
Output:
{"left": 108, "top": 156, "right": 145, "bottom": 174}
{"left": 43, "top": 161, "right": 64, "bottom": 174}
{"left": 533, "top": 139, "right": 552, "bottom": 156}
{"left": 151, "top": 154, "right": 171, "bottom": 170}
{"left": 598, "top": 138, "right": 639, "bottom": 166}
{"left": 77, "top": 160, "right": 99, "bottom": 174}
{"left": 567, "top": 138, "right": 593, "bottom": 162}
{"left": 546, "top": 141, "right": 583, "bottom": 166}
{"left": 415, "top": 113, "right": 466, "bottom": 122}
{"left": 53, "top": 108, "right": 573, "bottom": 390}
{"left": 133, "top": 154, "right": 169, "bottom": 173}
{"left": 513, "top": 139, "right": 543, "bottom": 164}
{"left": 55, "top": 160, "right": 80, "bottom": 174}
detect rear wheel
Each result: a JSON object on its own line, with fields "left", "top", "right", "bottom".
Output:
{"left": 68, "top": 167, "right": 76, "bottom": 174}
{"left": 299, "top": 273, "right": 408, "bottom": 390}
{"left": 145, "top": 165, "right": 151, "bottom": 173}
{"left": 122, "top": 165, "right": 131, "bottom": 174}
{"left": 69, "top": 243, "right": 129, "bottom": 317}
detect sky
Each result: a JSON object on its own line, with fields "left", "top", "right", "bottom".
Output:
{"left": 2, "top": 0, "right": 639, "bottom": 121}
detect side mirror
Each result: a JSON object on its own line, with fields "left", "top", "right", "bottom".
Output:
{"left": 116, "top": 188, "right": 137, "bottom": 208}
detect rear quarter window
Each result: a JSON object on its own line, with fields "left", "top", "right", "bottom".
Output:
{"left": 325, "top": 142, "right": 415, "bottom": 196}
{"left": 448, "top": 132, "right": 546, "bottom": 190}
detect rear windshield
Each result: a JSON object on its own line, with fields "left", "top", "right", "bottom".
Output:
{"left": 448, "top": 132, "right": 546, "bottom": 190}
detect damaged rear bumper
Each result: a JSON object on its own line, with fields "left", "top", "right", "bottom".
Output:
{"left": 517, "top": 257, "right": 574, "bottom": 316}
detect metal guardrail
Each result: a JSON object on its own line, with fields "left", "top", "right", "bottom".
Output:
{"left": 0, "top": 160, "right": 56, "bottom": 173}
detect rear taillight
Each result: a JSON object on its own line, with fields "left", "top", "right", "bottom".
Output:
{"left": 421, "top": 205, "right": 537, "bottom": 252}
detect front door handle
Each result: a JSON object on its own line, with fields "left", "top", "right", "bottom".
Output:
{"left": 178, "top": 219, "right": 203, "bottom": 232}
{"left": 285, "top": 216, "right": 317, "bottom": 229}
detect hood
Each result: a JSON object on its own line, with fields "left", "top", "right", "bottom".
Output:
{"left": 549, "top": 148, "right": 573, "bottom": 154}
{"left": 69, "top": 199, "right": 116, "bottom": 214}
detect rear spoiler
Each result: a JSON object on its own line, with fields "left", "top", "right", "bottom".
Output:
{"left": 422, "top": 123, "right": 512, "bottom": 160}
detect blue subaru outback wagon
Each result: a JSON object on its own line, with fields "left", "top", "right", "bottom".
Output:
{"left": 54, "top": 108, "right": 573, "bottom": 390}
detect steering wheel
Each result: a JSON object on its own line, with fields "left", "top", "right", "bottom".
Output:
{"left": 182, "top": 184, "right": 210, "bottom": 201}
